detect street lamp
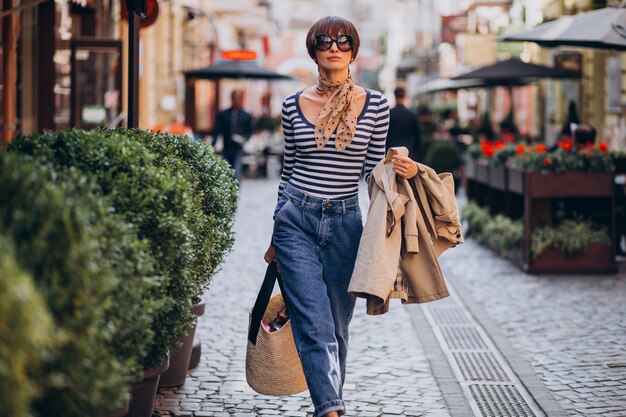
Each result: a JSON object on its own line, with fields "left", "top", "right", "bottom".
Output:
{"left": 126, "top": 0, "right": 146, "bottom": 128}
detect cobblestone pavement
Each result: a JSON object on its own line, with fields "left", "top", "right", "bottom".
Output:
{"left": 439, "top": 239, "right": 626, "bottom": 417}
{"left": 155, "top": 177, "right": 626, "bottom": 417}
{"left": 155, "top": 178, "right": 450, "bottom": 417}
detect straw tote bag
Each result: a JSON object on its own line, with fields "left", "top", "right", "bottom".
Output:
{"left": 246, "top": 262, "right": 307, "bottom": 396}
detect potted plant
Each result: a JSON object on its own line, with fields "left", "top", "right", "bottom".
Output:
{"left": 530, "top": 219, "right": 611, "bottom": 273}
{"left": 507, "top": 141, "right": 614, "bottom": 196}
{"left": 0, "top": 153, "right": 141, "bottom": 417}
{"left": 9, "top": 130, "right": 199, "bottom": 416}
{"left": 117, "top": 128, "right": 237, "bottom": 387}
{"left": 506, "top": 142, "right": 615, "bottom": 273}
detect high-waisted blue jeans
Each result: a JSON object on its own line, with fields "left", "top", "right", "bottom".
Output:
{"left": 272, "top": 184, "right": 363, "bottom": 417}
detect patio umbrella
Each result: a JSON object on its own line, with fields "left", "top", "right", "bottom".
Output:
{"left": 417, "top": 77, "right": 533, "bottom": 94}
{"left": 452, "top": 58, "right": 580, "bottom": 82}
{"left": 498, "top": 6, "right": 626, "bottom": 51}
{"left": 184, "top": 60, "right": 292, "bottom": 80}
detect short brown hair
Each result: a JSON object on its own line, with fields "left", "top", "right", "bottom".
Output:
{"left": 306, "top": 16, "right": 360, "bottom": 61}
{"left": 394, "top": 87, "right": 406, "bottom": 99}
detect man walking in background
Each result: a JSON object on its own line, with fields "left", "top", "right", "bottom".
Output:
{"left": 212, "top": 89, "right": 253, "bottom": 181}
{"left": 386, "top": 87, "right": 421, "bottom": 159}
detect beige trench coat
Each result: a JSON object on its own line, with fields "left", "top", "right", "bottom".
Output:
{"left": 348, "top": 147, "right": 463, "bottom": 315}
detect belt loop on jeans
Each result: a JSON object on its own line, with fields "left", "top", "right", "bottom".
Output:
{"left": 300, "top": 194, "right": 307, "bottom": 208}
{"left": 341, "top": 200, "right": 347, "bottom": 215}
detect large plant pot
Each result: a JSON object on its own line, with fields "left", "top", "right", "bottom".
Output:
{"left": 526, "top": 243, "right": 615, "bottom": 274}
{"left": 158, "top": 301, "right": 206, "bottom": 388}
{"left": 101, "top": 400, "right": 129, "bottom": 417}
{"left": 126, "top": 355, "right": 170, "bottom": 417}
{"left": 188, "top": 338, "right": 201, "bottom": 370}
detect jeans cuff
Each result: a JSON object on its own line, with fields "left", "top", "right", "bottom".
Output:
{"left": 314, "top": 399, "right": 346, "bottom": 417}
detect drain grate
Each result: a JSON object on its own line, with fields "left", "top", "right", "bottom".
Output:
{"left": 469, "top": 384, "right": 538, "bottom": 417}
{"left": 441, "top": 326, "right": 488, "bottom": 350}
{"left": 421, "top": 289, "right": 547, "bottom": 417}
{"left": 429, "top": 305, "right": 473, "bottom": 326}
{"left": 453, "top": 351, "right": 508, "bottom": 382}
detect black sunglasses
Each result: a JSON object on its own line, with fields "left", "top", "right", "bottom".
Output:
{"left": 314, "top": 34, "right": 354, "bottom": 52}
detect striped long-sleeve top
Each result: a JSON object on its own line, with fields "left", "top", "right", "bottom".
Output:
{"left": 278, "top": 89, "right": 389, "bottom": 200}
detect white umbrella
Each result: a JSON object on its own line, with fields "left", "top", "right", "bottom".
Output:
{"left": 499, "top": 6, "right": 626, "bottom": 51}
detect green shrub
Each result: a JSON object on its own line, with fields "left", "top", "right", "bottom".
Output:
{"left": 461, "top": 202, "right": 490, "bottom": 236}
{"left": 531, "top": 219, "right": 610, "bottom": 258}
{"left": 9, "top": 129, "right": 195, "bottom": 369}
{"left": 482, "top": 214, "right": 523, "bottom": 253}
{"left": 0, "top": 153, "right": 130, "bottom": 416}
{"left": 108, "top": 128, "right": 238, "bottom": 296}
{"left": 0, "top": 237, "right": 54, "bottom": 417}
{"left": 461, "top": 202, "right": 523, "bottom": 256}
{"left": 423, "top": 140, "right": 461, "bottom": 173}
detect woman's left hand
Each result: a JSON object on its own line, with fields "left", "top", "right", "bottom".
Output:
{"left": 392, "top": 153, "right": 418, "bottom": 179}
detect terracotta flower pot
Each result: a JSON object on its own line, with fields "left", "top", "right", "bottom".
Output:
{"left": 126, "top": 355, "right": 170, "bottom": 417}
{"left": 158, "top": 301, "right": 206, "bottom": 388}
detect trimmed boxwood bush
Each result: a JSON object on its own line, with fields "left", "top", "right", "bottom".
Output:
{"left": 111, "top": 128, "right": 237, "bottom": 294}
{"left": 9, "top": 129, "right": 196, "bottom": 369}
{"left": 0, "top": 236, "right": 54, "bottom": 417}
{"left": 424, "top": 140, "right": 461, "bottom": 173}
{"left": 0, "top": 153, "right": 132, "bottom": 416}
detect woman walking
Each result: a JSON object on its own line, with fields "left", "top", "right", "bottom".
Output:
{"left": 263, "top": 15, "right": 417, "bottom": 417}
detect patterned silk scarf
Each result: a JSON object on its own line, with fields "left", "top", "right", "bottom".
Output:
{"left": 314, "top": 74, "right": 359, "bottom": 151}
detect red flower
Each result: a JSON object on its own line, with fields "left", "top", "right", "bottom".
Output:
{"left": 534, "top": 144, "right": 547, "bottom": 153}
{"left": 585, "top": 141, "right": 594, "bottom": 149}
{"left": 494, "top": 140, "right": 506, "bottom": 150}
{"left": 559, "top": 140, "right": 573, "bottom": 151}
{"left": 515, "top": 144, "right": 526, "bottom": 155}
{"left": 543, "top": 157, "right": 552, "bottom": 166}
{"left": 480, "top": 140, "right": 494, "bottom": 157}
{"left": 598, "top": 143, "right": 608, "bottom": 152}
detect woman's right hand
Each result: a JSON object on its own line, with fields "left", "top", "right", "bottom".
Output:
{"left": 264, "top": 244, "right": 276, "bottom": 263}
{"left": 264, "top": 244, "right": 279, "bottom": 272}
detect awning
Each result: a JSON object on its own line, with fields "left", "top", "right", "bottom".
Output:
{"left": 498, "top": 6, "right": 626, "bottom": 51}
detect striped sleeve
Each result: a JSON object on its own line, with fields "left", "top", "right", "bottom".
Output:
{"left": 362, "top": 93, "right": 389, "bottom": 184}
{"left": 278, "top": 96, "right": 296, "bottom": 198}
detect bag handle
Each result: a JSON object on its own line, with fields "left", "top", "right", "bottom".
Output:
{"left": 248, "top": 262, "right": 282, "bottom": 345}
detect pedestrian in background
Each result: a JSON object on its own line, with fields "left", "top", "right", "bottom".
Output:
{"left": 262, "top": 15, "right": 414, "bottom": 417}
{"left": 386, "top": 86, "right": 421, "bottom": 159}
{"left": 212, "top": 89, "right": 253, "bottom": 180}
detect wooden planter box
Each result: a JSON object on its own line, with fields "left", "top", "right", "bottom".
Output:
{"left": 489, "top": 168, "right": 617, "bottom": 274}
{"left": 466, "top": 158, "right": 477, "bottom": 179}
{"left": 476, "top": 159, "right": 490, "bottom": 184}
{"left": 488, "top": 164, "right": 507, "bottom": 191}
{"left": 526, "top": 243, "right": 615, "bottom": 274}
{"left": 507, "top": 169, "right": 613, "bottom": 197}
